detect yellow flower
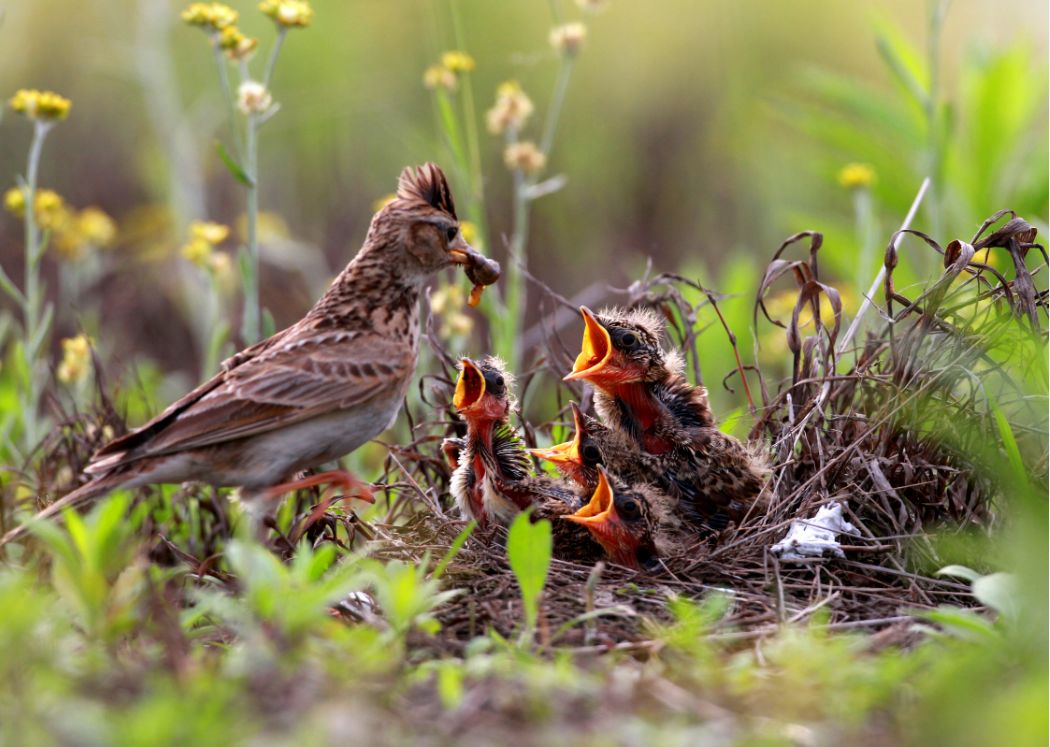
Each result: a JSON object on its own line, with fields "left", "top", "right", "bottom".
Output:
{"left": 181, "top": 2, "right": 239, "bottom": 31}
{"left": 4, "top": 187, "right": 25, "bottom": 214}
{"left": 181, "top": 237, "right": 213, "bottom": 267}
{"left": 190, "top": 220, "right": 230, "bottom": 245}
{"left": 549, "top": 22, "right": 587, "bottom": 56}
{"left": 33, "top": 190, "right": 69, "bottom": 231}
{"left": 9, "top": 89, "right": 72, "bottom": 121}
{"left": 423, "top": 65, "right": 457, "bottom": 92}
{"left": 76, "top": 207, "right": 117, "bottom": 248}
{"left": 837, "top": 163, "right": 876, "bottom": 190}
{"left": 57, "top": 334, "right": 93, "bottom": 385}
{"left": 430, "top": 283, "right": 465, "bottom": 315}
{"left": 441, "top": 51, "right": 476, "bottom": 73}
{"left": 442, "top": 311, "right": 474, "bottom": 339}
{"left": 237, "top": 80, "right": 273, "bottom": 114}
{"left": 219, "top": 26, "right": 258, "bottom": 60}
{"left": 459, "top": 220, "right": 480, "bottom": 248}
{"left": 486, "top": 81, "right": 534, "bottom": 134}
{"left": 504, "top": 141, "right": 546, "bottom": 174}
{"left": 372, "top": 193, "right": 397, "bottom": 212}
{"left": 259, "top": 0, "right": 314, "bottom": 28}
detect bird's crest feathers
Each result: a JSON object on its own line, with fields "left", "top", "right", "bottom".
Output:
{"left": 396, "top": 163, "right": 458, "bottom": 219}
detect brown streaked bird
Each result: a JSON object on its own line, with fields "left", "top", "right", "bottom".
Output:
{"left": 1, "top": 164, "right": 498, "bottom": 547}
{"left": 564, "top": 306, "right": 768, "bottom": 531}
{"left": 562, "top": 467, "right": 661, "bottom": 572}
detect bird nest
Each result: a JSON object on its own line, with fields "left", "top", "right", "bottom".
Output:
{"left": 16, "top": 210, "right": 1048, "bottom": 652}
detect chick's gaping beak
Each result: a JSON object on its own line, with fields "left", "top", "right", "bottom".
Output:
{"left": 529, "top": 403, "right": 586, "bottom": 466}
{"left": 452, "top": 358, "right": 486, "bottom": 412}
{"left": 564, "top": 307, "right": 613, "bottom": 382}
{"left": 562, "top": 468, "right": 614, "bottom": 525}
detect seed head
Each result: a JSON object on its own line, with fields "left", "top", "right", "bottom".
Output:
{"left": 549, "top": 22, "right": 587, "bottom": 56}
{"left": 220, "top": 26, "right": 258, "bottom": 60}
{"left": 423, "top": 65, "right": 457, "bottom": 92}
{"left": 504, "top": 141, "right": 546, "bottom": 174}
{"left": 486, "top": 80, "right": 534, "bottom": 134}
{"left": 237, "top": 80, "right": 273, "bottom": 115}
{"left": 57, "top": 334, "right": 93, "bottom": 385}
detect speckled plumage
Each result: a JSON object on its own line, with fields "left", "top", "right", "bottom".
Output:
{"left": 2, "top": 164, "right": 490, "bottom": 547}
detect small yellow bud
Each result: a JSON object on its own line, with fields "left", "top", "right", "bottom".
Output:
{"left": 9, "top": 89, "right": 72, "bottom": 121}
{"left": 4, "top": 187, "right": 25, "bottom": 214}
{"left": 259, "top": 0, "right": 314, "bottom": 28}
{"left": 372, "top": 193, "right": 397, "bottom": 212}
{"left": 837, "top": 163, "right": 876, "bottom": 190}
{"left": 504, "top": 141, "right": 546, "bottom": 174}
{"left": 220, "top": 26, "right": 258, "bottom": 60}
{"left": 57, "top": 334, "right": 93, "bottom": 385}
{"left": 459, "top": 220, "right": 479, "bottom": 248}
{"left": 441, "top": 51, "right": 476, "bottom": 74}
{"left": 423, "top": 65, "right": 458, "bottom": 92}
{"left": 181, "top": 237, "right": 213, "bottom": 267}
{"left": 486, "top": 81, "right": 534, "bottom": 135}
{"left": 549, "top": 23, "right": 587, "bottom": 56}
{"left": 237, "top": 80, "right": 273, "bottom": 115}
{"left": 76, "top": 207, "right": 117, "bottom": 248}
{"left": 190, "top": 220, "right": 230, "bottom": 245}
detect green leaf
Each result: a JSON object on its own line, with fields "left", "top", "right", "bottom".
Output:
{"left": 936, "top": 564, "right": 981, "bottom": 583}
{"left": 972, "top": 572, "right": 1020, "bottom": 620}
{"left": 431, "top": 520, "right": 475, "bottom": 580}
{"left": 215, "top": 140, "right": 254, "bottom": 187}
{"left": 506, "top": 510, "right": 552, "bottom": 636}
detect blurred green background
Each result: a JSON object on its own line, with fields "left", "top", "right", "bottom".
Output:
{"left": 0, "top": 0, "right": 1046, "bottom": 416}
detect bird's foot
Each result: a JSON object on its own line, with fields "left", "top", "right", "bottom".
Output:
{"left": 261, "top": 469, "right": 376, "bottom": 505}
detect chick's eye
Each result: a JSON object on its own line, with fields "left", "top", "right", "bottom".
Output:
{"left": 621, "top": 332, "right": 638, "bottom": 348}
{"left": 494, "top": 375, "right": 505, "bottom": 388}
{"left": 446, "top": 225, "right": 458, "bottom": 242}
{"left": 581, "top": 444, "right": 603, "bottom": 464}
{"left": 619, "top": 499, "right": 639, "bottom": 518}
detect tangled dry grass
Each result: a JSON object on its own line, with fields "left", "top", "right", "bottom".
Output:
{"left": 9, "top": 210, "right": 1047, "bottom": 654}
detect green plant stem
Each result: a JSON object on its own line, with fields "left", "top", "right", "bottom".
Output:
{"left": 923, "top": 0, "right": 949, "bottom": 240}
{"left": 21, "top": 120, "right": 53, "bottom": 450}
{"left": 242, "top": 115, "right": 260, "bottom": 343}
{"left": 852, "top": 186, "right": 876, "bottom": 292}
{"left": 210, "top": 36, "right": 244, "bottom": 161}
{"left": 263, "top": 28, "right": 287, "bottom": 87}
{"left": 539, "top": 56, "right": 574, "bottom": 159}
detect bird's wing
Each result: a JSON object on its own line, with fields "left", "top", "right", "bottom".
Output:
{"left": 89, "top": 330, "right": 413, "bottom": 471}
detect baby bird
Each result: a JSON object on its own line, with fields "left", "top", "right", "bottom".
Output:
{"left": 448, "top": 357, "right": 531, "bottom": 527}
{"left": 562, "top": 467, "right": 661, "bottom": 572}
{"left": 528, "top": 402, "right": 605, "bottom": 491}
{"left": 564, "top": 306, "right": 768, "bottom": 530}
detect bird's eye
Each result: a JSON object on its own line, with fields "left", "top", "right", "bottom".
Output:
{"left": 621, "top": 332, "right": 638, "bottom": 348}
{"left": 446, "top": 225, "right": 458, "bottom": 242}
{"left": 619, "top": 499, "right": 640, "bottom": 518}
{"left": 494, "top": 375, "right": 505, "bottom": 388}
{"left": 581, "top": 444, "right": 603, "bottom": 465}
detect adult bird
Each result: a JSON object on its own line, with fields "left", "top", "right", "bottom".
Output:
{"left": 1, "top": 163, "right": 497, "bottom": 546}
{"left": 564, "top": 306, "right": 768, "bottom": 530}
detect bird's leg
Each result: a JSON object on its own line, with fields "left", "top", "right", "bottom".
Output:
{"left": 260, "top": 469, "right": 376, "bottom": 505}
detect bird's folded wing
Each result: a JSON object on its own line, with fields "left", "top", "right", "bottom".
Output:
{"left": 91, "top": 331, "right": 412, "bottom": 467}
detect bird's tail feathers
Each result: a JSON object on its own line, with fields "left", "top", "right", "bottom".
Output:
{"left": 0, "top": 474, "right": 126, "bottom": 548}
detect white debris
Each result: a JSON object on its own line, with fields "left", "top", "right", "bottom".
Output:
{"left": 771, "top": 502, "right": 857, "bottom": 561}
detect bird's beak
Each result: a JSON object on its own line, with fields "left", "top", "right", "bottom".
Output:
{"left": 447, "top": 233, "right": 480, "bottom": 265}
{"left": 529, "top": 403, "right": 586, "bottom": 466}
{"left": 453, "top": 358, "right": 486, "bottom": 412}
{"left": 562, "top": 468, "right": 616, "bottom": 526}
{"left": 564, "top": 307, "right": 613, "bottom": 382}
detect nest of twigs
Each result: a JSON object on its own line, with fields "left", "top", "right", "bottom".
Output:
{"left": 16, "top": 210, "right": 1049, "bottom": 652}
